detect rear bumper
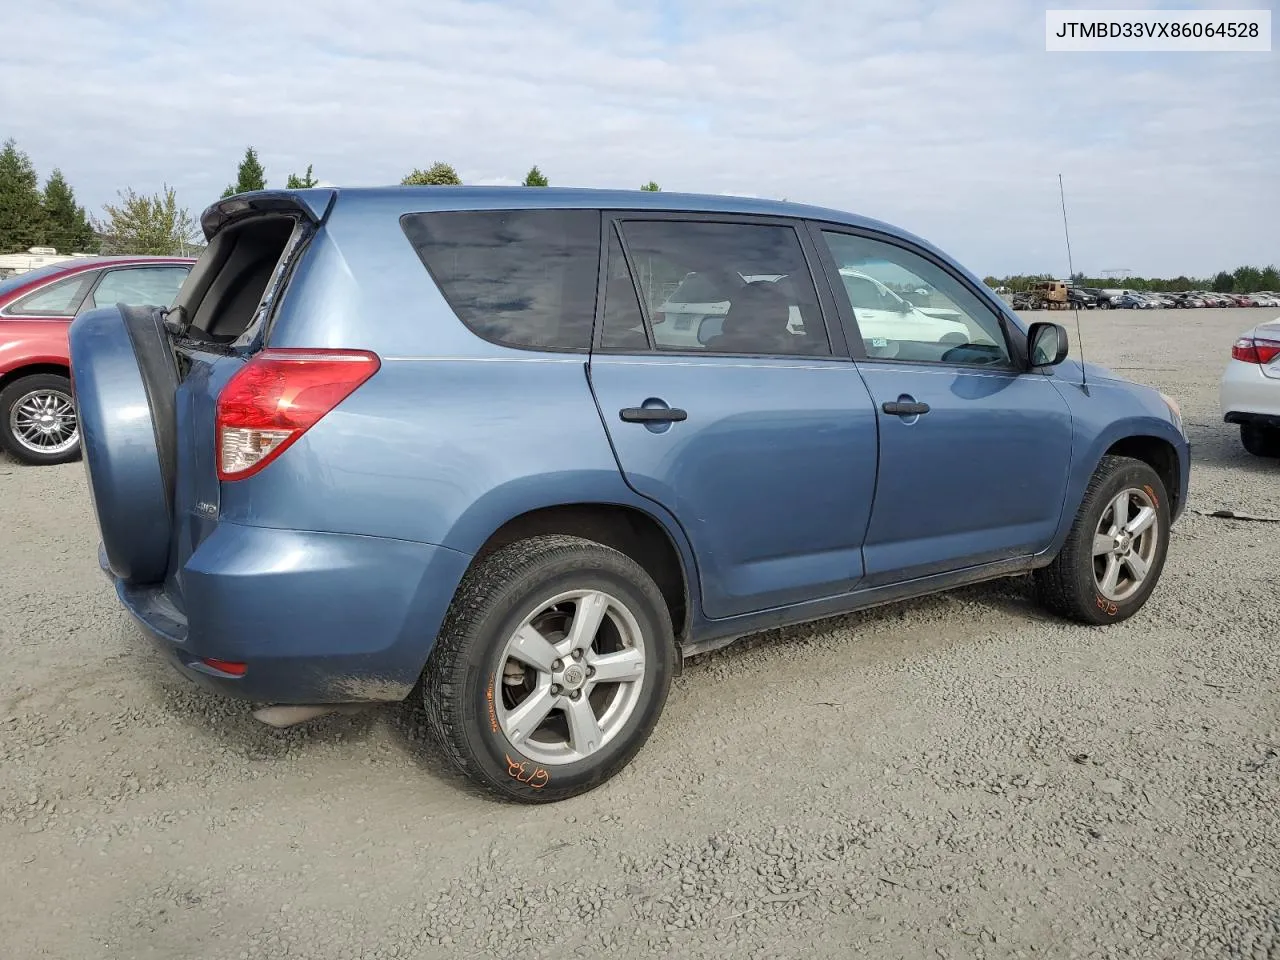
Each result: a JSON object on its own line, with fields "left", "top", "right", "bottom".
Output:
{"left": 102, "top": 522, "right": 473, "bottom": 705}
{"left": 1221, "top": 359, "right": 1280, "bottom": 421}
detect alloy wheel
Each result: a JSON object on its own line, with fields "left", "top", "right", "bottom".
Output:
{"left": 1092, "top": 487, "right": 1160, "bottom": 603}
{"left": 495, "top": 589, "right": 648, "bottom": 766}
{"left": 9, "top": 389, "right": 78, "bottom": 456}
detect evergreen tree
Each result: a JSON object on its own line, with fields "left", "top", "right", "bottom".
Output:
{"left": 640, "top": 181, "right": 661, "bottom": 192}
{"left": 222, "top": 146, "right": 267, "bottom": 198}
{"left": 0, "top": 139, "right": 46, "bottom": 253}
{"left": 522, "top": 165, "right": 549, "bottom": 187}
{"left": 42, "top": 169, "right": 97, "bottom": 253}
{"left": 286, "top": 164, "right": 318, "bottom": 189}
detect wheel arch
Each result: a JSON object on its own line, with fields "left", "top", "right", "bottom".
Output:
{"left": 1047, "top": 416, "right": 1188, "bottom": 560}
{"left": 0, "top": 361, "right": 71, "bottom": 394}
{"left": 1101, "top": 433, "right": 1183, "bottom": 516}
{"left": 466, "top": 502, "right": 693, "bottom": 646}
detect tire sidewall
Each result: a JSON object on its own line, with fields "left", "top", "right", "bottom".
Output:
{"left": 1077, "top": 462, "right": 1171, "bottom": 623}
{"left": 456, "top": 553, "right": 674, "bottom": 800}
{"left": 0, "top": 374, "right": 80, "bottom": 465}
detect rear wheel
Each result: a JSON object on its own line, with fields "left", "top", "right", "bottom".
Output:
{"left": 1241, "top": 423, "right": 1280, "bottom": 458}
{"left": 422, "top": 535, "right": 675, "bottom": 803}
{"left": 1035, "top": 456, "right": 1171, "bottom": 625}
{"left": 0, "top": 373, "right": 80, "bottom": 465}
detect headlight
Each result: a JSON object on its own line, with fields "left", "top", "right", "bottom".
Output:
{"left": 1160, "top": 391, "right": 1184, "bottom": 433}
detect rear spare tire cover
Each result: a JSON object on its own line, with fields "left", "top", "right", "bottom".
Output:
{"left": 69, "top": 305, "right": 180, "bottom": 585}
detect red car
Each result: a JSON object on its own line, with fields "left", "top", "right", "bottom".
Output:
{"left": 0, "top": 256, "right": 194, "bottom": 464}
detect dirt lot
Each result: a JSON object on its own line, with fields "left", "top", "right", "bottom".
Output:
{"left": 2, "top": 308, "right": 1278, "bottom": 960}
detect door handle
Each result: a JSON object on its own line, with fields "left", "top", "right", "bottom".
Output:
{"left": 620, "top": 406, "right": 688, "bottom": 424}
{"left": 881, "top": 400, "right": 930, "bottom": 416}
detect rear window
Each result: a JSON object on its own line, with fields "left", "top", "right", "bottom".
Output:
{"left": 402, "top": 209, "right": 600, "bottom": 351}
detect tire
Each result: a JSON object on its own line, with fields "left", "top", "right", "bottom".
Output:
{"left": 0, "top": 373, "right": 80, "bottom": 465}
{"left": 1035, "top": 455, "right": 1171, "bottom": 625}
{"left": 1241, "top": 423, "right": 1280, "bottom": 458}
{"left": 423, "top": 535, "right": 676, "bottom": 803}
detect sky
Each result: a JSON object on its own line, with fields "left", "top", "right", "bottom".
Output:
{"left": 2, "top": 0, "right": 1276, "bottom": 278}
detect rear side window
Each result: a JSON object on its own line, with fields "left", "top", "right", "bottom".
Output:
{"left": 7, "top": 273, "right": 92, "bottom": 316}
{"left": 403, "top": 210, "right": 600, "bottom": 351}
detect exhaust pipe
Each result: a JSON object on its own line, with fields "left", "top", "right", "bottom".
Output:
{"left": 252, "top": 704, "right": 368, "bottom": 728}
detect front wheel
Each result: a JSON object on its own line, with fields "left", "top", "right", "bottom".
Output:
{"left": 1035, "top": 456, "right": 1171, "bottom": 625}
{"left": 0, "top": 373, "right": 80, "bottom": 465}
{"left": 1241, "top": 423, "right": 1280, "bottom": 458}
{"left": 422, "top": 535, "right": 675, "bottom": 802}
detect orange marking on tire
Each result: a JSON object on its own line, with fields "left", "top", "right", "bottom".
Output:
{"left": 505, "top": 754, "right": 550, "bottom": 788}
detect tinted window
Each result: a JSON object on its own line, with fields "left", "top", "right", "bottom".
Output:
{"left": 90, "top": 266, "right": 189, "bottom": 310}
{"left": 822, "top": 231, "right": 1011, "bottom": 367}
{"left": 7, "top": 274, "right": 92, "bottom": 316}
{"left": 599, "top": 226, "right": 649, "bottom": 351}
{"left": 403, "top": 209, "right": 600, "bottom": 351}
{"left": 616, "top": 220, "right": 829, "bottom": 356}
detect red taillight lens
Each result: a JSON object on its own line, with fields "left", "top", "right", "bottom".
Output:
{"left": 1233, "top": 337, "right": 1280, "bottom": 365}
{"left": 216, "top": 348, "right": 380, "bottom": 481}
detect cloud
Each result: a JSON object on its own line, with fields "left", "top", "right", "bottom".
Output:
{"left": 0, "top": 0, "right": 1275, "bottom": 276}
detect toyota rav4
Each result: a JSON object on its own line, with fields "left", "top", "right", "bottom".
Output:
{"left": 70, "top": 187, "right": 1190, "bottom": 802}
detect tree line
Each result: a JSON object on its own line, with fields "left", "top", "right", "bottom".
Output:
{"left": 0, "top": 139, "right": 666, "bottom": 258}
{"left": 984, "top": 267, "right": 1280, "bottom": 296}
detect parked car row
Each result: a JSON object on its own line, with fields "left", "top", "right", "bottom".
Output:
{"left": 1015, "top": 287, "right": 1280, "bottom": 310}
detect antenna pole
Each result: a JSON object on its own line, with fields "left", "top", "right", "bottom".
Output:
{"left": 1058, "top": 173, "right": 1086, "bottom": 385}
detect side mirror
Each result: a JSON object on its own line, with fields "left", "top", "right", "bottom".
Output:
{"left": 1028, "top": 321, "right": 1069, "bottom": 367}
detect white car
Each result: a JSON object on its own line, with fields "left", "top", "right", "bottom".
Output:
{"left": 835, "top": 269, "right": 973, "bottom": 346}
{"left": 1221, "top": 316, "right": 1280, "bottom": 457}
{"left": 650, "top": 269, "right": 982, "bottom": 355}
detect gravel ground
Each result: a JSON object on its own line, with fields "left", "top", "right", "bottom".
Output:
{"left": 2, "top": 307, "right": 1278, "bottom": 960}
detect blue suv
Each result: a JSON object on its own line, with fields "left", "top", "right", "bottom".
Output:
{"left": 70, "top": 187, "right": 1189, "bottom": 802}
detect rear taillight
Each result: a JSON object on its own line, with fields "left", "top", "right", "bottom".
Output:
{"left": 1232, "top": 337, "right": 1280, "bottom": 365}
{"left": 216, "top": 348, "right": 380, "bottom": 481}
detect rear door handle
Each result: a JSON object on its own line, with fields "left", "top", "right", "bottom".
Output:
{"left": 881, "top": 400, "right": 930, "bottom": 416}
{"left": 620, "top": 407, "right": 688, "bottom": 423}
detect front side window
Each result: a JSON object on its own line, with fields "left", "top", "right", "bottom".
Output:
{"left": 614, "top": 220, "right": 830, "bottom": 357}
{"left": 822, "top": 231, "right": 1012, "bottom": 367}
{"left": 402, "top": 209, "right": 600, "bottom": 351}
{"left": 7, "top": 273, "right": 92, "bottom": 316}
{"left": 90, "top": 266, "right": 189, "bottom": 310}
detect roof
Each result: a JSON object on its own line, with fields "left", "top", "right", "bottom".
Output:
{"left": 210, "top": 185, "right": 936, "bottom": 256}
{"left": 351, "top": 184, "right": 909, "bottom": 233}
